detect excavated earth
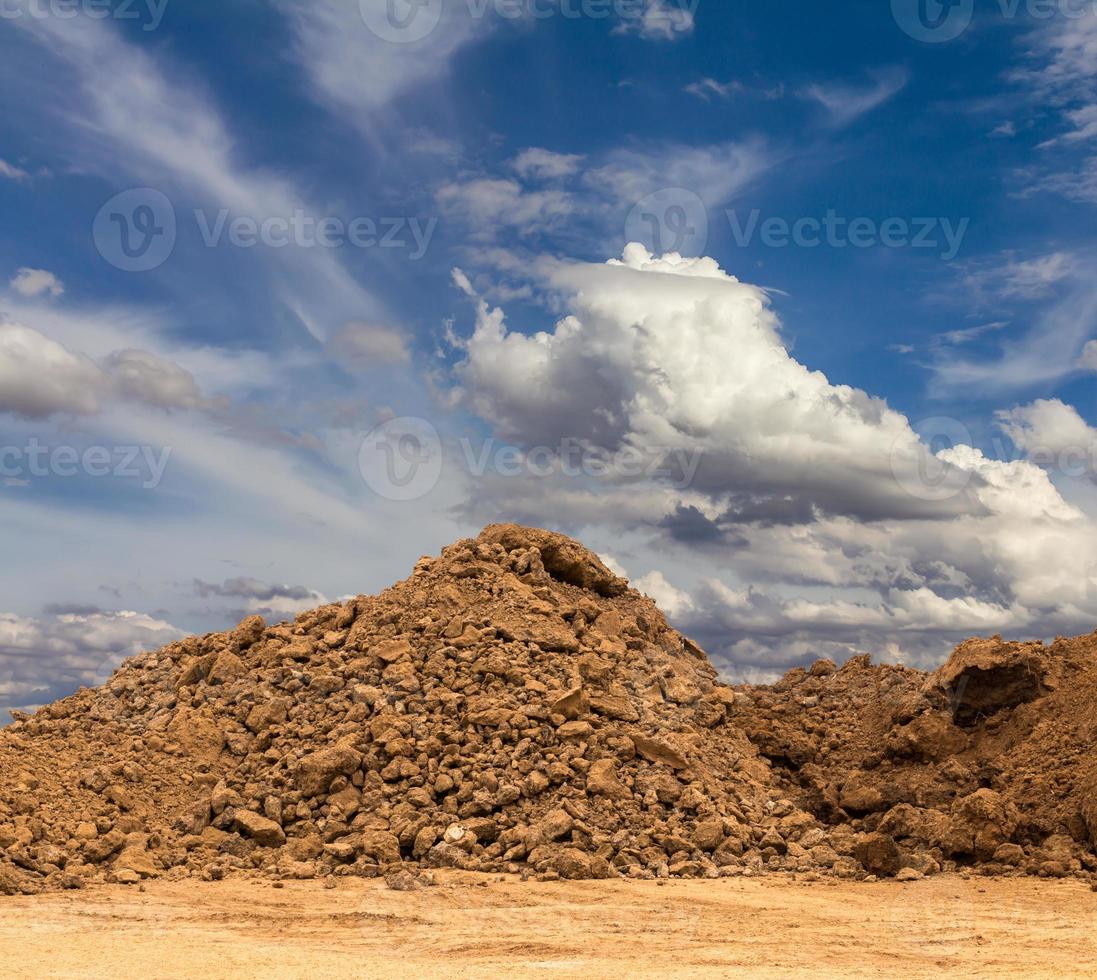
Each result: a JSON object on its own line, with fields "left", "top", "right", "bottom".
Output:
{"left": 2, "top": 524, "right": 1097, "bottom": 896}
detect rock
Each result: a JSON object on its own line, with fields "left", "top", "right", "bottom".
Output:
{"left": 165, "top": 707, "right": 225, "bottom": 759}
{"left": 631, "top": 734, "right": 688, "bottom": 770}
{"left": 692, "top": 819, "right": 726, "bottom": 853}
{"left": 478, "top": 524, "right": 628, "bottom": 596}
{"left": 372, "top": 638, "right": 412, "bottom": 663}
{"left": 114, "top": 843, "right": 159, "bottom": 879}
{"left": 233, "top": 810, "right": 286, "bottom": 848}
{"left": 586, "top": 759, "right": 632, "bottom": 801}
{"left": 895, "top": 867, "right": 923, "bottom": 882}
{"left": 588, "top": 695, "right": 639, "bottom": 722}
{"left": 551, "top": 688, "right": 588, "bottom": 721}
{"left": 245, "top": 698, "right": 288, "bottom": 734}
{"left": 295, "top": 744, "right": 363, "bottom": 797}
{"left": 839, "top": 775, "right": 886, "bottom": 814}
{"left": 207, "top": 651, "right": 247, "bottom": 686}
{"left": 927, "top": 636, "right": 1048, "bottom": 724}
{"left": 384, "top": 869, "right": 422, "bottom": 891}
{"left": 529, "top": 845, "right": 594, "bottom": 880}
{"left": 0, "top": 866, "right": 26, "bottom": 896}
{"left": 360, "top": 830, "right": 402, "bottom": 864}
{"left": 854, "top": 833, "right": 901, "bottom": 877}
{"left": 945, "top": 790, "right": 1020, "bottom": 860}
{"left": 75, "top": 822, "right": 98, "bottom": 841}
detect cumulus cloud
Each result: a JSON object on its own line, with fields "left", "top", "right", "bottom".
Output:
{"left": 0, "top": 608, "right": 183, "bottom": 717}
{"left": 0, "top": 322, "right": 213, "bottom": 419}
{"left": 0, "top": 322, "right": 104, "bottom": 418}
{"left": 997, "top": 399, "right": 1097, "bottom": 482}
{"left": 10, "top": 267, "right": 63, "bottom": 298}
{"left": 454, "top": 244, "right": 976, "bottom": 521}
{"left": 103, "top": 349, "right": 210, "bottom": 412}
{"left": 449, "top": 245, "right": 1097, "bottom": 675}
{"left": 634, "top": 570, "right": 694, "bottom": 617}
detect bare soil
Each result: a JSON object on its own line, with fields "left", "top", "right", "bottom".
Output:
{"left": 2, "top": 872, "right": 1094, "bottom": 978}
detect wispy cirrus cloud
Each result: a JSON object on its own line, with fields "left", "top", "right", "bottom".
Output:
{"left": 802, "top": 66, "right": 908, "bottom": 127}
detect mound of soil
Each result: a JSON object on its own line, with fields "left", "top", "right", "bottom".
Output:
{"left": 736, "top": 633, "right": 1097, "bottom": 879}
{"left": 0, "top": 525, "right": 817, "bottom": 895}
{"left": 3, "top": 524, "right": 1097, "bottom": 895}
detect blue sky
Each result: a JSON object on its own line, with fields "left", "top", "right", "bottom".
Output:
{"left": 1, "top": 0, "right": 1096, "bottom": 715}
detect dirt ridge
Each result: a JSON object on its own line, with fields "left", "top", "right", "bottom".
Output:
{"left": 2, "top": 524, "right": 1097, "bottom": 895}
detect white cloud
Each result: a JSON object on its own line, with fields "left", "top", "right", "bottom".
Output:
{"left": 0, "top": 322, "right": 211, "bottom": 418}
{"left": 584, "top": 139, "right": 773, "bottom": 208}
{"left": 511, "top": 148, "right": 585, "bottom": 181}
{"left": 439, "top": 140, "right": 773, "bottom": 249}
{"left": 436, "top": 178, "right": 575, "bottom": 238}
{"left": 802, "top": 67, "right": 908, "bottom": 127}
{"left": 1057, "top": 103, "right": 1097, "bottom": 144}
{"left": 0, "top": 159, "right": 29, "bottom": 181}
{"left": 958, "top": 251, "right": 1078, "bottom": 302}
{"left": 280, "top": 1, "right": 482, "bottom": 123}
{"left": 997, "top": 399, "right": 1097, "bottom": 481}
{"left": 684, "top": 78, "right": 744, "bottom": 101}
{"left": 612, "top": 0, "right": 696, "bottom": 41}
{"left": 0, "top": 608, "right": 183, "bottom": 715}
{"left": 8, "top": 9, "right": 382, "bottom": 341}
{"left": 634, "top": 570, "right": 694, "bottom": 616}
{"left": 1009, "top": 17, "right": 1097, "bottom": 198}
{"left": 454, "top": 244, "right": 966, "bottom": 521}
{"left": 9, "top": 267, "right": 63, "bottom": 298}
{"left": 929, "top": 270, "right": 1097, "bottom": 397}
{"left": 1080, "top": 340, "right": 1097, "bottom": 371}
{"left": 326, "top": 321, "right": 411, "bottom": 368}
{"left": 103, "top": 348, "right": 210, "bottom": 412}
{"left": 0, "top": 322, "right": 104, "bottom": 418}
{"left": 449, "top": 244, "right": 1097, "bottom": 671}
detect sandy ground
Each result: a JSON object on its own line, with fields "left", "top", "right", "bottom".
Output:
{"left": 2, "top": 872, "right": 1095, "bottom": 978}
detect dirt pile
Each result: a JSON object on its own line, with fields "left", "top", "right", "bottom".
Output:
{"left": 4, "top": 524, "right": 1097, "bottom": 896}
{"left": 0, "top": 524, "right": 825, "bottom": 895}
{"left": 736, "top": 633, "right": 1097, "bottom": 880}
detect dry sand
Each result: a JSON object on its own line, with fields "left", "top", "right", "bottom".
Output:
{"left": 2, "top": 872, "right": 1095, "bottom": 978}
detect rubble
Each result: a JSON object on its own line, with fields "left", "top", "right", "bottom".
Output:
{"left": 737, "top": 632, "right": 1097, "bottom": 880}
{"left": 3, "top": 524, "right": 1097, "bottom": 893}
